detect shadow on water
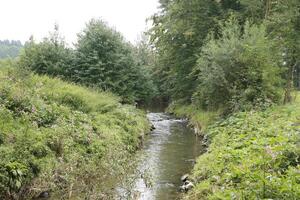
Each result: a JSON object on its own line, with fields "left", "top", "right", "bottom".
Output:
{"left": 120, "top": 111, "right": 204, "bottom": 200}
{"left": 138, "top": 99, "right": 169, "bottom": 113}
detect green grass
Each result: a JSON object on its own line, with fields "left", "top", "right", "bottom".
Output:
{"left": 168, "top": 103, "right": 220, "bottom": 134}
{"left": 0, "top": 66, "right": 149, "bottom": 199}
{"left": 185, "top": 96, "right": 300, "bottom": 199}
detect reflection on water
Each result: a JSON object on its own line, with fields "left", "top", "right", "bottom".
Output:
{"left": 131, "top": 113, "right": 203, "bottom": 200}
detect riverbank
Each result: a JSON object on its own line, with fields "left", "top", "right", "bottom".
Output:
{"left": 0, "top": 66, "right": 150, "bottom": 199}
{"left": 170, "top": 98, "right": 300, "bottom": 199}
{"left": 167, "top": 103, "right": 220, "bottom": 136}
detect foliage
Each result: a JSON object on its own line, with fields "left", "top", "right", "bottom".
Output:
{"left": 150, "top": 1, "right": 300, "bottom": 199}
{"left": 132, "top": 35, "right": 158, "bottom": 103}
{"left": 168, "top": 103, "right": 220, "bottom": 133}
{"left": 19, "top": 25, "right": 74, "bottom": 79}
{"left": 0, "top": 63, "right": 149, "bottom": 199}
{"left": 192, "top": 19, "right": 282, "bottom": 112}
{"left": 19, "top": 20, "right": 156, "bottom": 103}
{"left": 149, "top": 0, "right": 221, "bottom": 102}
{"left": 0, "top": 40, "right": 23, "bottom": 59}
{"left": 266, "top": 0, "right": 300, "bottom": 102}
{"left": 150, "top": 0, "right": 300, "bottom": 109}
{"left": 72, "top": 19, "right": 138, "bottom": 102}
{"left": 157, "top": 2, "right": 300, "bottom": 199}
{"left": 186, "top": 96, "right": 300, "bottom": 199}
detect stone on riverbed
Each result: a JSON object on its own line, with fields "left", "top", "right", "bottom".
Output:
{"left": 180, "top": 180, "right": 195, "bottom": 192}
{"left": 181, "top": 174, "right": 189, "bottom": 182}
{"left": 150, "top": 124, "right": 156, "bottom": 131}
{"left": 37, "top": 191, "right": 50, "bottom": 199}
{"left": 185, "top": 180, "right": 195, "bottom": 190}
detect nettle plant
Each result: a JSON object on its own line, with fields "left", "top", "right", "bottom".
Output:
{"left": 189, "top": 106, "right": 300, "bottom": 199}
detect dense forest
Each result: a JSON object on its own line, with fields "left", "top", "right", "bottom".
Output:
{"left": 150, "top": 0, "right": 300, "bottom": 110}
{"left": 0, "top": 40, "right": 23, "bottom": 59}
{"left": 0, "top": 0, "right": 299, "bottom": 199}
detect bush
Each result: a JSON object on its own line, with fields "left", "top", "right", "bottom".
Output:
{"left": 192, "top": 19, "right": 282, "bottom": 112}
{"left": 186, "top": 101, "right": 300, "bottom": 199}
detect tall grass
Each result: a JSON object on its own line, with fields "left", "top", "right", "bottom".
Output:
{"left": 0, "top": 64, "right": 149, "bottom": 199}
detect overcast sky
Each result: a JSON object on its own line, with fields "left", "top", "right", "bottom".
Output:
{"left": 0, "top": 0, "right": 159, "bottom": 45}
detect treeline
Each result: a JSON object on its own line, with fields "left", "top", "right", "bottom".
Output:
{"left": 0, "top": 40, "right": 22, "bottom": 59}
{"left": 19, "top": 21, "right": 157, "bottom": 104}
{"left": 14, "top": 0, "right": 300, "bottom": 111}
{"left": 149, "top": 0, "right": 300, "bottom": 112}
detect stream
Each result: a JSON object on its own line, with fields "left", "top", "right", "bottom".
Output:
{"left": 122, "top": 112, "right": 204, "bottom": 199}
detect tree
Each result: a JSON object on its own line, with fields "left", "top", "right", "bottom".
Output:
{"left": 0, "top": 40, "right": 23, "bottom": 59}
{"left": 150, "top": 0, "right": 299, "bottom": 110}
{"left": 73, "top": 19, "right": 150, "bottom": 103}
{"left": 265, "top": 0, "right": 300, "bottom": 103}
{"left": 192, "top": 19, "right": 282, "bottom": 112}
{"left": 132, "top": 34, "right": 158, "bottom": 103}
{"left": 149, "top": 0, "right": 221, "bottom": 103}
{"left": 19, "top": 20, "right": 157, "bottom": 103}
{"left": 19, "top": 25, "right": 74, "bottom": 78}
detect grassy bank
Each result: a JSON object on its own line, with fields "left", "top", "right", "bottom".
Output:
{"left": 0, "top": 65, "right": 149, "bottom": 199}
{"left": 168, "top": 103, "right": 220, "bottom": 135}
{"left": 171, "top": 99, "right": 300, "bottom": 199}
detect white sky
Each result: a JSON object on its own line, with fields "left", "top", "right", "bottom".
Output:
{"left": 0, "top": 0, "right": 159, "bottom": 45}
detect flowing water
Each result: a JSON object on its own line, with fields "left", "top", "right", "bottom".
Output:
{"left": 126, "top": 112, "right": 204, "bottom": 200}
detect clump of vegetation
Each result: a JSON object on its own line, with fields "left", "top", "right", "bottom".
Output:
{"left": 19, "top": 20, "right": 156, "bottom": 104}
{"left": 0, "top": 40, "right": 22, "bottom": 59}
{"left": 185, "top": 97, "right": 300, "bottom": 199}
{"left": 0, "top": 64, "right": 149, "bottom": 199}
{"left": 150, "top": 0, "right": 300, "bottom": 110}
{"left": 19, "top": 25, "right": 73, "bottom": 79}
{"left": 168, "top": 103, "right": 220, "bottom": 133}
{"left": 192, "top": 19, "right": 282, "bottom": 112}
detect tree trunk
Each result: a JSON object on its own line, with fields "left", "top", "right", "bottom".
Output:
{"left": 284, "top": 63, "right": 297, "bottom": 104}
{"left": 265, "top": 0, "right": 271, "bottom": 19}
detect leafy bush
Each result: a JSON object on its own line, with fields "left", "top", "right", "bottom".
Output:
{"left": 19, "top": 25, "right": 74, "bottom": 78}
{"left": 186, "top": 100, "right": 300, "bottom": 199}
{"left": 168, "top": 102, "right": 220, "bottom": 133}
{"left": 192, "top": 19, "right": 282, "bottom": 112}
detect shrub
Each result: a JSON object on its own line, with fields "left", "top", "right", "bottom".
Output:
{"left": 186, "top": 102, "right": 300, "bottom": 199}
{"left": 192, "top": 19, "right": 282, "bottom": 112}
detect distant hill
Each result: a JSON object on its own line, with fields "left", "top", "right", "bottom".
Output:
{"left": 0, "top": 40, "right": 23, "bottom": 58}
